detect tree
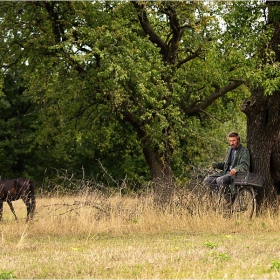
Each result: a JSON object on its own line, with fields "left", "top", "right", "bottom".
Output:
{"left": 0, "top": 69, "right": 39, "bottom": 179}
{"left": 128, "top": 1, "right": 247, "bottom": 200}
{"left": 0, "top": 1, "right": 251, "bottom": 199}
{"left": 240, "top": 1, "right": 280, "bottom": 205}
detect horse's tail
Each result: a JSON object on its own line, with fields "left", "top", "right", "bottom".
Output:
{"left": 28, "top": 180, "right": 36, "bottom": 219}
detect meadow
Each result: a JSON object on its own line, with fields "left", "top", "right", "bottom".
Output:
{"left": 1, "top": 184, "right": 280, "bottom": 279}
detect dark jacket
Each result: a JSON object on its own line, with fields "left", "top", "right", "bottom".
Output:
{"left": 213, "top": 144, "right": 250, "bottom": 175}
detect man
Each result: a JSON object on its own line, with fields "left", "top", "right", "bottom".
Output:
{"left": 204, "top": 131, "right": 250, "bottom": 204}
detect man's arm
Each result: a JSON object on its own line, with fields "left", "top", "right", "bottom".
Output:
{"left": 212, "top": 147, "right": 231, "bottom": 171}
{"left": 212, "top": 162, "right": 225, "bottom": 170}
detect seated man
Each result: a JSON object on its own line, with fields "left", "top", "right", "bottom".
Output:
{"left": 204, "top": 131, "right": 250, "bottom": 204}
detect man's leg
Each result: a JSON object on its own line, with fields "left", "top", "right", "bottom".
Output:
{"left": 216, "top": 174, "right": 232, "bottom": 203}
{"left": 203, "top": 175, "right": 219, "bottom": 192}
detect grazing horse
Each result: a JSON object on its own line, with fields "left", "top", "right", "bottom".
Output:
{"left": 0, "top": 177, "right": 36, "bottom": 222}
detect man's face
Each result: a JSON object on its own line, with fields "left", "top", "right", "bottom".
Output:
{"left": 228, "top": 137, "right": 240, "bottom": 149}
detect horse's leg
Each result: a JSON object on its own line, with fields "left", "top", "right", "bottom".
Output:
{"left": 22, "top": 197, "right": 31, "bottom": 222}
{"left": 29, "top": 194, "right": 36, "bottom": 220}
{"left": 0, "top": 201, "right": 3, "bottom": 222}
{"left": 7, "top": 200, "right": 18, "bottom": 221}
{"left": 28, "top": 180, "right": 36, "bottom": 220}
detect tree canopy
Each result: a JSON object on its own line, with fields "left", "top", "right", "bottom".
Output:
{"left": 0, "top": 1, "right": 279, "bottom": 202}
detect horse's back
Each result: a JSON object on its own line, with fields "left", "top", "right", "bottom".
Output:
{"left": 14, "top": 177, "right": 36, "bottom": 196}
{"left": 0, "top": 177, "right": 35, "bottom": 201}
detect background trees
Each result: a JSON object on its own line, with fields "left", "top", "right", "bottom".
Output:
{"left": 0, "top": 1, "right": 278, "bottom": 203}
{"left": 0, "top": 69, "right": 39, "bottom": 178}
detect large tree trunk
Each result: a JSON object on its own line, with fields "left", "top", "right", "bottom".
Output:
{"left": 142, "top": 144, "right": 174, "bottom": 204}
{"left": 241, "top": 90, "right": 280, "bottom": 205}
{"left": 271, "top": 135, "right": 280, "bottom": 193}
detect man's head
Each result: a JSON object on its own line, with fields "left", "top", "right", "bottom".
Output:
{"left": 228, "top": 131, "right": 240, "bottom": 149}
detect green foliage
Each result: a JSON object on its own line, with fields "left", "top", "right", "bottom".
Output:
{"left": 0, "top": 70, "right": 40, "bottom": 179}
{"left": 0, "top": 1, "right": 270, "bottom": 186}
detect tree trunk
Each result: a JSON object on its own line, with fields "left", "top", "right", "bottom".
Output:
{"left": 271, "top": 136, "right": 280, "bottom": 194}
{"left": 142, "top": 144, "right": 174, "bottom": 204}
{"left": 241, "top": 90, "right": 280, "bottom": 205}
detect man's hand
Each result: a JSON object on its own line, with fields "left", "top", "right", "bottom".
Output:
{"left": 230, "top": 169, "right": 237, "bottom": 176}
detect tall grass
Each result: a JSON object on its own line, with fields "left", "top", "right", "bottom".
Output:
{"left": 1, "top": 178, "right": 280, "bottom": 279}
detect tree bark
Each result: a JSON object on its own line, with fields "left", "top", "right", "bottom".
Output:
{"left": 241, "top": 90, "right": 280, "bottom": 205}
{"left": 241, "top": 1, "right": 280, "bottom": 206}
{"left": 142, "top": 144, "right": 174, "bottom": 204}
{"left": 271, "top": 135, "right": 280, "bottom": 193}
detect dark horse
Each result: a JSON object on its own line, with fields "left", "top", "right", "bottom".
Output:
{"left": 0, "top": 177, "right": 36, "bottom": 222}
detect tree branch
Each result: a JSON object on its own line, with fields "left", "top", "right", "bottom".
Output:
{"left": 184, "top": 80, "right": 244, "bottom": 116}
{"left": 132, "top": 2, "right": 168, "bottom": 56}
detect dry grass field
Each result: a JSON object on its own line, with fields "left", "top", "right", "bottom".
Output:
{"left": 1, "top": 187, "right": 280, "bottom": 279}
